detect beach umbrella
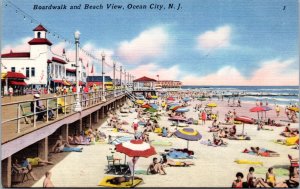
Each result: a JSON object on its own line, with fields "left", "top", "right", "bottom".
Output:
{"left": 170, "top": 105, "right": 181, "bottom": 110}
{"left": 175, "top": 107, "right": 190, "bottom": 113}
{"left": 234, "top": 116, "right": 254, "bottom": 135}
{"left": 167, "top": 97, "right": 175, "bottom": 101}
{"left": 174, "top": 128, "right": 202, "bottom": 149}
{"left": 262, "top": 106, "right": 272, "bottom": 119}
{"left": 206, "top": 102, "right": 217, "bottom": 108}
{"left": 141, "top": 104, "right": 151, "bottom": 108}
{"left": 250, "top": 106, "right": 265, "bottom": 120}
{"left": 149, "top": 103, "right": 159, "bottom": 110}
{"left": 182, "top": 97, "right": 190, "bottom": 102}
{"left": 111, "top": 136, "right": 134, "bottom": 164}
{"left": 136, "top": 100, "right": 144, "bottom": 104}
{"left": 288, "top": 107, "right": 299, "bottom": 113}
{"left": 197, "top": 98, "right": 206, "bottom": 101}
{"left": 115, "top": 140, "right": 156, "bottom": 185}
{"left": 144, "top": 107, "right": 157, "bottom": 113}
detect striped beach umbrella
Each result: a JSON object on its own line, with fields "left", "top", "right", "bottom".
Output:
{"left": 174, "top": 128, "right": 202, "bottom": 149}
{"left": 175, "top": 107, "right": 190, "bottom": 113}
{"left": 115, "top": 140, "right": 156, "bottom": 185}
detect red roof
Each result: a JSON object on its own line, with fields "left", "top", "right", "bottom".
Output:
{"left": 133, "top": 76, "right": 157, "bottom": 82}
{"left": 66, "top": 68, "right": 76, "bottom": 72}
{"left": 47, "top": 59, "right": 52, "bottom": 63}
{"left": 6, "top": 72, "right": 27, "bottom": 79}
{"left": 28, "top": 38, "right": 52, "bottom": 46}
{"left": 52, "top": 57, "right": 67, "bottom": 64}
{"left": 1, "top": 51, "right": 30, "bottom": 58}
{"left": 33, "top": 24, "right": 48, "bottom": 32}
{"left": 10, "top": 81, "right": 27, "bottom": 86}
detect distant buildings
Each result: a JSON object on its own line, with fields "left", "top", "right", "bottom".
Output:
{"left": 1, "top": 24, "right": 87, "bottom": 94}
{"left": 133, "top": 76, "right": 182, "bottom": 90}
{"left": 156, "top": 80, "right": 182, "bottom": 88}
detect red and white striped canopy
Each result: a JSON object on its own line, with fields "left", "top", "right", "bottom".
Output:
{"left": 115, "top": 140, "right": 156, "bottom": 158}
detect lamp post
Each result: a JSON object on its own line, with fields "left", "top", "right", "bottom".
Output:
{"left": 120, "top": 66, "right": 122, "bottom": 92}
{"left": 113, "top": 61, "right": 116, "bottom": 97}
{"left": 74, "top": 31, "right": 82, "bottom": 112}
{"left": 101, "top": 52, "right": 106, "bottom": 101}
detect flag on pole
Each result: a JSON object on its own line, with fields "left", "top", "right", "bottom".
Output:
{"left": 91, "top": 64, "right": 94, "bottom": 74}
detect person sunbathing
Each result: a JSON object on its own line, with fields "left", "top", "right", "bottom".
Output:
{"left": 160, "top": 154, "right": 194, "bottom": 167}
{"left": 52, "top": 135, "right": 83, "bottom": 153}
{"left": 218, "top": 128, "right": 229, "bottom": 138}
{"left": 142, "top": 131, "right": 150, "bottom": 143}
{"left": 106, "top": 176, "right": 142, "bottom": 185}
{"left": 147, "top": 157, "right": 166, "bottom": 175}
{"left": 213, "top": 137, "right": 227, "bottom": 146}
{"left": 43, "top": 171, "right": 54, "bottom": 187}
{"left": 26, "top": 157, "right": 53, "bottom": 166}
{"left": 209, "top": 125, "right": 220, "bottom": 132}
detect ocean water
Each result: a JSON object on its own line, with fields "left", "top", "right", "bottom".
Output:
{"left": 181, "top": 86, "right": 299, "bottom": 106}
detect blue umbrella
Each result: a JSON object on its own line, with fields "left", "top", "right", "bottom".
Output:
{"left": 175, "top": 107, "right": 190, "bottom": 113}
{"left": 262, "top": 106, "right": 272, "bottom": 119}
{"left": 149, "top": 103, "right": 159, "bottom": 110}
{"left": 183, "top": 97, "right": 190, "bottom": 102}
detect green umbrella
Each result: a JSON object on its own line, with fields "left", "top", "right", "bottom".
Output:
{"left": 144, "top": 107, "right": 157, "bottom": 113}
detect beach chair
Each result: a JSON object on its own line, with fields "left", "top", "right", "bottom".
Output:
{"left": 288, "top": 154, "right": 299, "bottom": 167}
{"left": 20, "top": 102, "right": 33, "bottom": 124}
{"left": 106, "top": 155, "right": 121, "bottom": 174}
{"left": 11, "top": 166, "right": 31, "bottom": 183}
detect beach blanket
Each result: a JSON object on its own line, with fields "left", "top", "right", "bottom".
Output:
{"left": 234, "top": 159, "right": 263, "bottom": 166}
{"left": 111, "top": 136, "right": 134, "bottom": 145}
{"left": 98, "top": 176, "right": 143, "bottom": 187}
{"left": 255, "top": 167, "right": 289, "bottom": 177}
{"left": 62, "top": 147, "right": 82, "bottom": 152}
{"left": 151, "top": 141, "right": 173, "bottom": 146}
{"left": 273, "top": 136, "right": 299, "bottom": 146}
{"left": 200, "top": 140, "right": 227, "bottom": 147}
{"left": 166, "top": 151, "right": 193, "bottom": 159}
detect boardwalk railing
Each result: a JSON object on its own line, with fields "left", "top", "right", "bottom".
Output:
{"left": 1, "top": 89, "right": 124, "bottom": 142}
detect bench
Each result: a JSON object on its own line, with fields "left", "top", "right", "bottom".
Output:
{"left": 20, "top": 103, "right": 33, "bottom": 124}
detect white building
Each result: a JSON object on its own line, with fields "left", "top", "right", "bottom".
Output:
{"left": 1, "top": 24, "right": 87, "bottom": 91}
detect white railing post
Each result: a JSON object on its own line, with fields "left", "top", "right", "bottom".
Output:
{"left": 17, "top": 104, "right": 21, "bottom": 133}
{"left": 64, "top": 95, "right": 67, "bottom": 116}
{"left": 33, "top": 100, "right": 36, "bottom": 127}
{"left": 46, "top": 99, "right": 49, "bottom": 122}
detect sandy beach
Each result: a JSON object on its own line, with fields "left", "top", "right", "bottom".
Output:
{"left": 25, "top": 97, "right": 299, "bottom": 187}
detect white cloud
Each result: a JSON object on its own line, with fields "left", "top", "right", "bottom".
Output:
{"left": 127, "top": 63, "right": 180, "bottom": 81}
{"left": 2, "top": 37, "right": 32, "bottom": 53}
{"left": 117, "top": 26, "right": 169, "bottom": 63}
{"left": 181, "top": 59, "right": 298, "bottom": 86}
{"left": 196, "top": 25, "right": 232, "bottom": 52}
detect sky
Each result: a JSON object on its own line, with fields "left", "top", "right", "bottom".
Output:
{"left": 1, "top": 0, "right": 299, "bottom": 86}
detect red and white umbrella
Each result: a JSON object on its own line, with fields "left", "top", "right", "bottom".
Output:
{"left": 115, "top": 140, "right": 156, "bottom": 185}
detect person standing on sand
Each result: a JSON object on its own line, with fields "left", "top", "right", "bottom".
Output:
{"left": 201, "top": 111, "right": 207, "bottom": 125}
{"left": 43, "top": 171, "right": 54, "bottom": 187}
{"left": 256, "top": 100, "right": 259, "bottom": 106}
{"left": 275, "top": 105, "right": 280, "bottom": 117}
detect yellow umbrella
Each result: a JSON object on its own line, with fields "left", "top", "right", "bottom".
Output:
{"left": 1, "top": 73, "right": 7, "bottom": 79}
{"left": 136, "top": 100, "right": 144, "bottom": 104}
{"left": 151, "top": 95, "right": 158, "bottom": 99}
{"left": 288, "top": 107, "right": 299, "bottom": 113}
{"left": 206, "top": 102, "right": 217, "bottom": 107}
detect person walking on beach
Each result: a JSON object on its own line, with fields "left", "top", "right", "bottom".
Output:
{"left": 260, "top": 101, "right": 263, "bottom": 106}
{"left": 43, "top": 171, "right": 54, "bottom": 187}
{"left": 275, "top": 105, "right": 280, "bottom": 117}
{"left": 201, "top": 111, "right": 207, "bottom": 125}
{"left": 256, "top": 100, "right": 259, "bottom": 106}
